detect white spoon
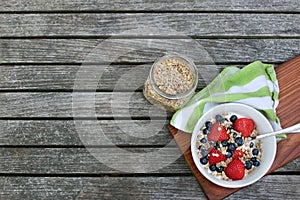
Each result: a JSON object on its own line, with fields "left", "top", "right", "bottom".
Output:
{"left": 256, "top": 123, "right": 300, "bottom": 140}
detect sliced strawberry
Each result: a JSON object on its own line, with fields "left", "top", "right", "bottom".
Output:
{"left": 208, "top": 148, "right": 226, "bottom": 165}
{"left": 207, "top": 122, "right": 229, "bottom": 142}
{"left": 233, "top": 150, "right": 245, "bottom": 159}
{"left": 233, "top": 118, "right": 255, "bottom": 137}
{"left": 225, "top": 159, "right": 245, "bottom": 180}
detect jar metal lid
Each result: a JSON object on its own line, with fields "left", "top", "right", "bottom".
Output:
{"left": 149, "top": 54, "right": 198, "bottom": 100}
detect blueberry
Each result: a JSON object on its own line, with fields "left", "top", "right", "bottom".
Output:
{"left": 201, "top": 150, "right": 209, "bottom": 157}
{"left": 249, "top": 142, "right": 254, "bottom": 148}
{"left": 226, "top": 151, "right": 233, "bottom": 158}
{"left": 200, "top": 156, "right": 208, "bottom": 165}
{"left": 233, "top": 132, "right": 237, "bottom": 138}
{"left": 228, "top": 143, "right": 236, "bottom": 151}
{"left": 251, "top": 157, "right": 257, "bottom": 163}
{"left": 199, "top": 146, "right": 209, "bottom": 157}
{"left": 235, "top": 137, "right": 244, "bottom": 146}
{"left": 221, "top": 140, "right": 228, "bottom": 147}
{"left": 227, "top": 125, "right": 233, "bottom": 130}
{"left": 245, "top": 161, "right": 252, "bottom": 170}
{"left": 253, "top": 160, "right": 260, "bottom": 167}
{"left": 214, "top": 142, "right": 220, "bottom": 149}
{"left": 205, "top": 121, "right": 213, "bottom": 129}
{"left": 200, "top": 138, "right": 207, "bottom": 143}
{"left": 216, "top": 166, "right": 224, "bottom": 173}
{"left": 215, "top": 114, "right": 224, "bottom": 123}
{"left": 230, "top": 115, "right": 238, "bottom": 122}
{"left": 252, "top": 148, "right": 259, "bottom": 155}
{"left": 203, "top": 128, "right": 210, "bottom": 135}
{"left": 209, "top": 164, "right": 217, "bottom": 171}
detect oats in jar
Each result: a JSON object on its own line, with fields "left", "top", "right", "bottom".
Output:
{"left": 143, "top": 54, "right": 198, "bottom": 112}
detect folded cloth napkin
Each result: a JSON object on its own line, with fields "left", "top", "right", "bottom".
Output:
{"left": 170, "top": 61, "right": 286, "bottom": 139}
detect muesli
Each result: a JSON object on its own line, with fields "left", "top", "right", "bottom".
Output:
{"left": 196, "top": 113, "right": 262, "bottom": 180}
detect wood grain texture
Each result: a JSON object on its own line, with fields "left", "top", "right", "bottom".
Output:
{"left": 0, "top": 39, "right": 299, "bottom": 63}
{"left": 0, "top": 147, "right": 193, "bottom": 174}
{"left": 0, "top": 175, "right": 298, "bottom": 199}
{"left": 0, "top": 14, "right": 299, "bottom": 37}
{"left": 1, "top": 176, "right": 205, "bottom": 199}
{"left": 0, "top": 64, "right": 224, "bottom": 90}
{"left": 1, "top": 0, "right": 299, "bottom": 12}
{"left": 0, "top": 120, "right": 173, "bottom": 146}
{"left": 0, "top": 92, "right": 166, "bottom": 118}
{"left": 276, "top": 57, "right": 300, "bottom": 128}
{"left": 225, "top": 175, "right": 300, "bottom": 200}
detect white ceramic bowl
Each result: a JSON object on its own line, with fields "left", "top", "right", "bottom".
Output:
{"left": 191, "top": 103, "right": 277, "bottom": 188}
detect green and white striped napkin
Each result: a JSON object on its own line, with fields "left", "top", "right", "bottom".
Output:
{"left": 170, "top": 61, "right": 286, "bottom": 139}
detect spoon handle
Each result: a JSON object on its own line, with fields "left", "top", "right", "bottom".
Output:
{"left": 256, "top": 123, "right": 300, "bottom": 140}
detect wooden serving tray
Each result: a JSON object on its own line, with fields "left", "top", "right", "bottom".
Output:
{"left": 168, "top": 55, "right": 300, "bottom": 200}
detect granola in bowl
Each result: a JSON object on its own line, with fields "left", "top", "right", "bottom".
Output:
{"left": 191, "top": 103, "right": 277, "bottom": 188}
{"left": 196, "top": 113, "right": 262, "bottom": 180}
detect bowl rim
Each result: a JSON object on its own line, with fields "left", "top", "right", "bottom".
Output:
{"left": 191, "top": 103, "right": 277, "bottom": 188}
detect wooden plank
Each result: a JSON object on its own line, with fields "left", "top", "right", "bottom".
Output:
{"left": 1, "top": 0, "right": 299, "bottom": 12}
{"left": 0, "top": 147, "right": 190, "bottom": 174}
{"left": 0, "top": 65, "right": 81, "bottom": 90}
{"left": 0, "top": 14, "right": 299, "bottom": 37}
{"left": 0, "top": 176, "right": 205, "bottom": 199}
{"left": 0, "top": 64, "right": 225, "bottom": 90}
{"left": 275, "top": 158, "right": 300, "bottom": 173}
{"left": 227, "top": 175, "right": 300, "bottom": 199}
{"left": 0, "top": 148, "right": 297, "bottom": 174}
{"left": 0, "top": 92, "right": 160, "bottom": 118}
{"left": 0, "top": 120, "right": 173, "bottom": 146}
{"left": 0, "top": 175, "right": 298, "bottom": 199}
{"left": 0, "top": 39, "right": 299, "bottom": 63}
{"left": 1, "top": 90, "right": 300, "bottom": 118}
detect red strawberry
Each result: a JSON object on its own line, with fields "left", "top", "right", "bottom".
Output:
{"left": 225, "top": 159, "right": 245, "bottom": 180}
{"left": 208, "top": 148, "right": 226, "bottom": 165}
{"left": 233, "top": 118, "right": 255, "bottom": 137}
{"left": 207, "top": 122, "right": 229, "bottom": 142}
{"left": 233, "top": 150, "right": 245, "bottom": 159}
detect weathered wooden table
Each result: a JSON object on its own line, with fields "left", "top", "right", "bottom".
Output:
{"left": 0, "top": 1, "right": 299, "bottom": 199}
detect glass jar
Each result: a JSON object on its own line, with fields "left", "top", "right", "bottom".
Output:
{"left": 143, "top": 54, "right": 198, "bottom": 112}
